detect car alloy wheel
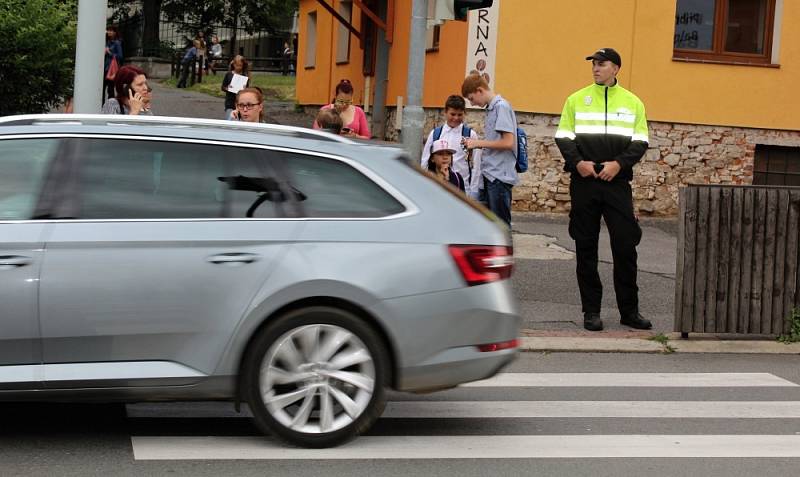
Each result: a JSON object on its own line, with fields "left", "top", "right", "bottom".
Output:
{"left": 244, "top": 307, "right": 388, "bottom": 447}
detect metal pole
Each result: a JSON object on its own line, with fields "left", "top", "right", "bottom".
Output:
{"left": 401, "top": 0, "right": 428, "bottom": 160}
{"left": 371, "top": 0, "right": 390, "bottom": 139}
{"left": 73, "top": 0, "right": 108, "bottom": 113}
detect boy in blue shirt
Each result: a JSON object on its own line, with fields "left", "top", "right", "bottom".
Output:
{"left": 461, "top": 74, "right": 518, "bottom": 227}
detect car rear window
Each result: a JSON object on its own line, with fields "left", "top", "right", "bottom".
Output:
{"left": 279, "top": 153, "right": 406, "bottom": 218}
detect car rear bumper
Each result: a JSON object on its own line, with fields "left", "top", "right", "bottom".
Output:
{"left": 375, "top": 280, "right": 520, "bottom": 392}
{"left": 396, "top": 345, "right": 517, "bottom": 392}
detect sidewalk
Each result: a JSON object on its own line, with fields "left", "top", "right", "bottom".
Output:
{"left": 148, "top": 81, "right": 795, "bottom": 355}
{"left": 149, "top": 79, "right": 314, "bottom": 126}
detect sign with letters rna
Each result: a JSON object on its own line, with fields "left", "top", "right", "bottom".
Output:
{"left": 464, "top": 1, "right": 500, "bottom": 108}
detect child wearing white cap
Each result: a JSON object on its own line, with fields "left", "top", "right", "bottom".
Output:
{"left": 426, "top": 139, "right": 465, "bottom": 193}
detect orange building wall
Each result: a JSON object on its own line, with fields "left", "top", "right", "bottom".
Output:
{"left": 384, "top": 1, "right": 470, "bottom": 108}
{"left": 297, "top": 0, "right": 370, "bottom": 107}
{"left": 496, "top": 0, "right": 799, "bottom": 131}
{"left": 299, "top": 0, "right": 800, "bottom": 131}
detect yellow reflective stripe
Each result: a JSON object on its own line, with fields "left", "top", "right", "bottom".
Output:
{"left": 574, "top": 112, "right": 636, "bottom": 123}
{"left": 574, "top": 125, "right": 634, "bottom": 136}
{"left": 555, "top": 130, "right": 576, "bottom": 139}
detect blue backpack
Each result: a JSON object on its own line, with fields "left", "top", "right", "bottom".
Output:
{"left": 515, "top": 127, "right": 528, "bottom": 173}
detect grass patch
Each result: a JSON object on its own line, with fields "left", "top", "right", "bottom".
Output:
{"left": 648, "top": 333, "right": 676, "bottom": 354}
{"left": 777, "top": 307, "right": 800, "bottom": 344}
{"left": 161, "top": 73, "right": 296, "bottom": 102}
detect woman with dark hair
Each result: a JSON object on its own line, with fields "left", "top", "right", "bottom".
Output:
{"left": 229, "top": 87, "right": 265, "bottom": 123}
{"left": 427, "top": 139, "right": 465, "bottom": 192}
{"left": 312, "top": 79, "right": 370, "bottom": 139}
{"left": 100, "top": 65, "right": 153, "bottom": 115}
{"left": 103, "top": 26, "right": 123, "bottom": 103}
{"left": 222, "top": 55, "right": 250, "bottom": 120}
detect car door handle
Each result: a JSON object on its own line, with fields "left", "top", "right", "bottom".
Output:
{"left": 0, "top": 255, "right": 33, "bottom": 269}
{"left": 206, "top": 253, "right": 261, "bottom": 265}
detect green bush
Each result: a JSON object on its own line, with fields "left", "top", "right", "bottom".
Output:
{"left": 0, "top": 0, "right": 77, "bottom": 115}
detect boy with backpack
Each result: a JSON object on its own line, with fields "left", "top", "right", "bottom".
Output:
{"left": 461, "top": 74, "right": 526, "bottom": 227}
{"left": 421, "top": 95, "right": 482, "bottom": 199}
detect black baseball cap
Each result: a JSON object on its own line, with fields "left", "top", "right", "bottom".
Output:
{"left": 586, "top": 48, "right": 622, "bottom": 67}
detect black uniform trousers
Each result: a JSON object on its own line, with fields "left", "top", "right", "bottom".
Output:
{"left": 568, "top": 176, "right": 642, "bottom": 316}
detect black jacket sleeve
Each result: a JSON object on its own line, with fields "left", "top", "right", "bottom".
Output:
{"left": 556, "top": 137, "right": 585, "bottom": 173}
{"left": 613, "top": 140, "right": 648, "bottom": 171}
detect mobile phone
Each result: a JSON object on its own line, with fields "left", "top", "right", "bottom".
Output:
{"left": 341, "top": 127, "right": 351, "bottom": 134}
{"left": 122, "top": 83, "right": 132, "bottom": 97}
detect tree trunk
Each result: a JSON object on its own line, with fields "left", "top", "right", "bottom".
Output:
{"left": 142, "top": 0, "right": 162, "bottom": 56}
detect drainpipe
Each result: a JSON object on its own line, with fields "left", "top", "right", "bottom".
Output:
{"left": 371, "top": 0, "right": 390, "bottom": 139}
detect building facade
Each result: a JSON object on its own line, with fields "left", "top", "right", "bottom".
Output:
{"left": 296, "top": 0, "right": 799, "bottom": 215}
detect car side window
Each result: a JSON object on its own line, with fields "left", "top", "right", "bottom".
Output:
{"left": 77, "top": 139, "right": 283, "bottom": 219}
{"left": 0, "top": 138, "right": 60, "bottom": 220}
{"left": 279, "top": 153, "right": 405, "bottom": 218}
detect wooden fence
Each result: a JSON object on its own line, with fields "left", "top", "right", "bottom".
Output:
{"left": 675, "top": 185, "right": 800, "bottom": 335}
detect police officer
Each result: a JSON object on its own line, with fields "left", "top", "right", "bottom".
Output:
{"left": 555, "top": 48, "right": 652, "bottom": 331}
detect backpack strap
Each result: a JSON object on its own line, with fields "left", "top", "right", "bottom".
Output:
{"left": 432, "top": 126, "right": 444, "bottom": 142}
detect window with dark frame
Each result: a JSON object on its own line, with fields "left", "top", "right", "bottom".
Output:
{"left": 336, "top": 1, "right": 352, "bottom": 64}
{"left": 426, "top": 24, "right": 441, "bottom": 52}
{"left": 753, "top": 145, "right": 800, "bottom": 187}
{"left": 673, "top": 0, "right": 777, "bottom": 65}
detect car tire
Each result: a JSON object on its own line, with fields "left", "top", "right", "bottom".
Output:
{"left": 242, "top": 306, "right": 389, "bottom": 448}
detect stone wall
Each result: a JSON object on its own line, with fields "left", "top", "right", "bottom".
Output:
{"left": 382, "top": 107, "right": 800, "bottom": 216}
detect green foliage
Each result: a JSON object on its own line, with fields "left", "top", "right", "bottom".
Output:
{"left": 151, "top": 0, "right": 298, "bottom": 35}
{"left": 161, "top": 73, "right": 295, "bottom": 102}
{"left": 0, "top": 0, "right": 77, "bottom": 115}
{"left": 648, "top": 333, "right": 676, "bottom": 353}
{"left": 777, "top": 308, "right": 800, "bottom": 344}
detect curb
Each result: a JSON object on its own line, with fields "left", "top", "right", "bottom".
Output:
{"left": 519, "top": 336, "right": 800, "bottom": 354}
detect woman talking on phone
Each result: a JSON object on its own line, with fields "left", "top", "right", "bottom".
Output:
{"left": 312, "top": 79, "right": 370, "bottom": 138}
{"left": 229, "top": 88, "right": 265, "bottom": 123}
{"left": 100, "top": 65, "right": 153, "bottom": 115}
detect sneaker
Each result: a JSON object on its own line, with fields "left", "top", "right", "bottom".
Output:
{"left": 583, "top": 312, "right": 603, "bottom": 331}
{"left": 620, "top": 312, "right": 652, "bottom": 330}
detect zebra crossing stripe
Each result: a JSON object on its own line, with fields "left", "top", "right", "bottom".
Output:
{"left": 127, "top": 400, "right": 800, "bottom": 420}
{"left": 131, "top": 435, "right": 800, "bottom": 460}
{"left": 461, "top": 373, "right": 798, "bottom": 387}
{"left": 383, "top": 400, "right": 800, "bottom": 418}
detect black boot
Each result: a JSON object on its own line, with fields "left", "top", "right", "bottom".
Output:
{"left": 583, "top": 312, "right": 603, "bottom": 331}
{"left": 620, "top": 312, "right": 652, "bottom": 330}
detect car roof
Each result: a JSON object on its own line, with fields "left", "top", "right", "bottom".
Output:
{"left": 0, "top": 114, "right": 407, "bottom": 161}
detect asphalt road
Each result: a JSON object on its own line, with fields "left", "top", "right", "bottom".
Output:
{"left": 512, "top": 213, "right": 678, "bottom": 334}
{"left": 2, "top": 352, "right": 800, "bottom": 476}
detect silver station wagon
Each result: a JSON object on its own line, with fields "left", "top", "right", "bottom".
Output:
{"left": 0, "top": 115, "right": 519, "bottom": 447}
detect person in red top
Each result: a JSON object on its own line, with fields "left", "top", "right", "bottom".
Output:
{"left": 313, "top": 79, "right": 370, "bottom": 139}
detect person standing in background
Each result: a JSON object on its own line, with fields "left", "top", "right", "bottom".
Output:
{"left": 221, "top": 55, "right": 250, "bottom": 120}
{"left": 103, "top": 26, "right": 123, "bottom": 104}
{"left": 312, "top": 79, "right": 370, "bottom": 139}
{"left": 421, "top": 95, "right": 482, "bottom": 199}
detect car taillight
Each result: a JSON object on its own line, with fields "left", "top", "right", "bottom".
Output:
{"left": 477, "top": 339, "right": 520, "bottom": 352}
{"left": 448, "top": 245, "right": 514, "bottom": 286}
